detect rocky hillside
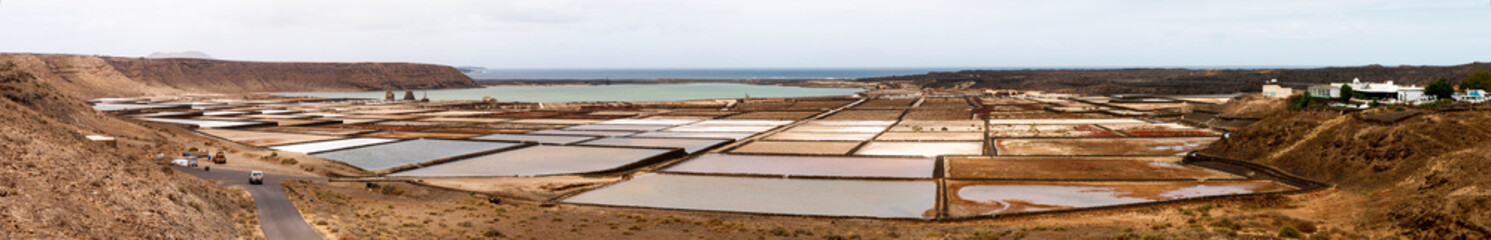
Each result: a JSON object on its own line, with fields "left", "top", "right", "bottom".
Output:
{"left": 0, "top": 53, "right": 479, "bottom": 98}
{"left": 1202, "top": 106, "right": 1491, "bottom": 238}
{"left": 0, "top": 62, "right": 258, "bottom": 238}
{"left": 104, "top": 57, "right": 479, "bottom": 93}
{"left": 864, "top": 63, "right": 1491, "bottom": 95}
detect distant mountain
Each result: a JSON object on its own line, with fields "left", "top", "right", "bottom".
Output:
{"left": 146, "top": 51, "right": 213, "bottom": 59}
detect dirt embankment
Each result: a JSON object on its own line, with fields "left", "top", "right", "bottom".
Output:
{"left": 0, "top": 62, "right": 259, "bottom": 238}
{"left": 1203, "top": 107, "right": 1491, "bottom": 238}
{"left": 864, "top": 63, "right": 1491, "bottom": 95}
{"left": 0, "top": 53, "right": 480, "bottom": 98}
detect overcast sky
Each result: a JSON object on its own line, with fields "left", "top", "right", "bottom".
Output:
{"left": 1, "top": 0, "right": 1487, "bottom": 68}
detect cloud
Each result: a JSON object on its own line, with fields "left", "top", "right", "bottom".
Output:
{"left": 0, "top": 0, "right": 1486, "bottom": 68}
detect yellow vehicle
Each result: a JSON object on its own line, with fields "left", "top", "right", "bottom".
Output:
{"left": 213, "top": 152, "right": 227, "bottom": 164}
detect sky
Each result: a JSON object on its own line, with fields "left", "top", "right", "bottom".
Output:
{"left": 1, "top": 0, "right": 1488, "bottom": 69}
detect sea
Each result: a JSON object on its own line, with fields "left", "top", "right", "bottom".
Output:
{"left": 461, "top": 66, "right": 1324, "bottom": 80}
{"left": 280, "top": 66, "right": 1325, "bottom": 102}
{"left": 275, "top": 83, "right": 865, "bottom": 102}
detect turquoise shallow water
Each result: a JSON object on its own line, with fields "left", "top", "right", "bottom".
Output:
{"left": 275, "top": 83, "right": 863, "bottom": 102}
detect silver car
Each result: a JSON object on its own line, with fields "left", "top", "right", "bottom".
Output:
{"left": 249, "top": 171, "right": 264, "bottom": 185}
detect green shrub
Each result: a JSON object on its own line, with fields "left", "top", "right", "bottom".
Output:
{"left": 1459, "top": 70, "right": 1491, "bottom": 91}
{"left": 1279, "top": 226, "right": 1304, "bottom": 239}
{"left": 1288, "top": 95, "right": 1317, "bottom": 111}
{"left": 379, "top": 185, "right": 405, "bottom": 196}
{"left": 1419, "top": 99, "right": 1453, "bottom": 107}
{"left": 481, "top": 229, "right": 503, "bottom": 238}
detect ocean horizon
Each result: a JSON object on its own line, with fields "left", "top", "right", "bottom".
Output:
{"left": 462, "top": 66, "right": 1327, "bottom": 80}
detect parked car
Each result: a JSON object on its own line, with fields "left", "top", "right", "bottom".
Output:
{"left": 249, "top": 171, "right": 264, "bottom": 185}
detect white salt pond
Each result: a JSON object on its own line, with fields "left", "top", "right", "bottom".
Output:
{"left": 803, "top": 120, "right": 898, "bottom": 126}
{"left": 139, "top": 118, "right": 268, "bottom": 128}
{"left": 471, "top": 134, "right": 597, "bottom": 144}
{"left": 889, "top": 121, "right": 986, "bottom": 132}
{"left": 313, "top": 139, "right": 524, "bottom": 171}
{"left": 987, "top": 118, "right": 1149, "bottom": 125}
{"left": 628, "top": 131, "right": 758, "bottom": 140}
{"left": 875, "top": 132, "right": 985, "bottom": 141}
{"left": 564, "top": 174, "right": 937, "bottom": 219}
{"left": 687, "top": 120, "right": 793, "bottom": 126}
{"left": 665, "top": 125, "right": 778, "bottom": 133}
{"left": 269, "top": 138, "right": 399, "bottom": 154}
{"left": 127, "top": 111, "right": 197, "bottom": 118}
{"left": 601, "top": 119, "right": 700, "bottom": 126}
{"left": 580, "top": 137, "right": 730, "bottom": 153}
{"left": 665, "top": 154, "right": 934, "bottom": 178}
{"left": 564, "top": 124, "right": 675, "bottom": 132}
{"left": 527, "top": 129, "right": 637, "bottom": 137}
{"left": 765, "top": 132, "right": 878, "bottom": 141}
{"left": 855, "top": 142, "right": 984, "bottom": 157}
{"left": 92, "top": 103, "right": 179, "bottom": 111}
{"left": 947, "top": 181, "right": 1295, "bottom": 217}
{"left": 389, "top": 145, "right": 675, "bottom": 177}
{"left": 783, "top": 125, "right": 888, "bottom": 133}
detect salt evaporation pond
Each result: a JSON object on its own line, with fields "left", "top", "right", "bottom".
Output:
{"left": 628, "top": 132, "right": 758, "bottom": 140}
{"left": 390, "top": 145, "right": 675, "bottom": 177}
{"left": 527, "top": 129, "right": 637, "bottom": 137}
{"left": 987, "top": 118, "right": 1150, "bottom": 125}
{"left": 664, "top": 125, "right": 778, "bottom": 133}
{"left": 665, "top": 154, "right": 935, "bottom": 178}
{"left": 875, "top": 132, "right": 984, "bottom": 141}
{"left": 198, "top": 129, "right": 343, "bottom": 147}
{"left": 269, "top": 138, "right": 399, "bottom": 154}
{"left": 944, "top": 157, "right": 1240, "bottom": 180}
{"left": 784, "top": 125, "right": 888, "bottom": 133}
{"left": 855, "top": 142, "right": 984, "bottom": 157}
{"left": 803, "top": 120, "right": 897, "bottom": 126}
{"left": 140, "top": 118, "right": 267, "bottom": 128}
{"left": 276, "top": 83, "right": 863, "bottom": 102}
{"left": 565, "top": 124, "right": 675, "bottom": 132}
{"left": 688, "top": 120, "right": 794, "bottom": 126}
{"left": 765, "top": 132, "right": 878, "bottom": 141}
{"left": 314, "top": 139, "right": 523, "bottom": 171}
{"left": 470, "top": 134, "right": 597, "bottom": 144}
{"left": 580, "top": 137, "right": 730, "bottom": 153}
{"left": 946, "top": 181, "right": 1296, "bottom": 217}
{"left": 601, "top": 119, "right": 700, "bottom": 125}
{"left": 565, "top": 174, "right": 938, "bottom": 219}
{"left": 994, "top": 138, "right": 1218, "bottom": 156}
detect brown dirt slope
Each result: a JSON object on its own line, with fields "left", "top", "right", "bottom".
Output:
{"left": 0, "top": 54, "right": 182, "bottom": 99}
{"left": 1214, "top": 93, "right": 1286, "bottom": 119}
{"left": 1203, "top": 108, "right": 1491, "bottom": 238}
{"left": 0, "top": 62, "right": 258, "bottom": 238}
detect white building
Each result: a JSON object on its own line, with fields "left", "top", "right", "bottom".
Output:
{"left": 1307, "top": 78, "right": 1425, "bottom": 103}
{"left": 1454, "top": 90, "right": 1487, "bottom": 103}
{"left": 1262, "top": 84, "right": 1293, "bottom": 98}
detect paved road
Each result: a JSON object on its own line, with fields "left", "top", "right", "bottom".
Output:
{"left": 175, "top": 166, "right": 324, "bottom": 240}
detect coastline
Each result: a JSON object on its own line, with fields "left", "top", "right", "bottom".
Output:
{"left": 268, "top": 82, "right": 869, "bottom": 103}
{"left": 475, "top": 78, "right": 878, "bottom": 89}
